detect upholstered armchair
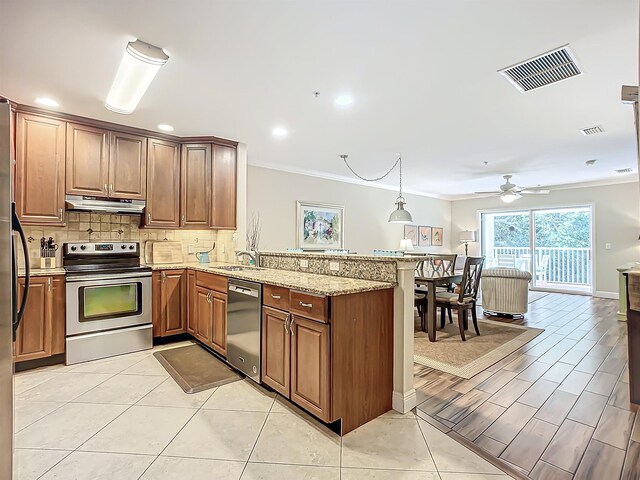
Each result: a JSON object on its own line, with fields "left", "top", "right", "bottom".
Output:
{"left": 481, "top": 268, "right": 532, "bottom": 318}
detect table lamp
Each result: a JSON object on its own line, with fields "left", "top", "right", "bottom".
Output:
{"left": 459, "top": 230, "right": 476, "bottom": 256}
{"left": 399, "top": 238, "right": 415, "bottom": 252}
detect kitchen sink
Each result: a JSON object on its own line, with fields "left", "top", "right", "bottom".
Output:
{"left": 215, "top": 265, "right": 261, "bottom": 272}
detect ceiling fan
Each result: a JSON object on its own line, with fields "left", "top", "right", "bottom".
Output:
{"left": 475, "top": 175, "right": 550, "bottom": 203}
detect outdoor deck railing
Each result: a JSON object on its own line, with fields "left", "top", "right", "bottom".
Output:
{"left": 489, "top": 246, "right": 591, "bottom": 286}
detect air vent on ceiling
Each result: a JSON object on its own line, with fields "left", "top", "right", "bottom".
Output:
{"left": 498, "top": 45, "right": 582, "bottom": 93}
{"left": 580, "top": 125, "right": 605, "bottom": 136}
{"left": 616, "top": 168, "right": 633, "bottom": 174}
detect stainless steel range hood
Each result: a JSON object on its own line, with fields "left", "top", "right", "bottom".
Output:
{"left": 65, "top": 195, "right": 145, "bottom": 214}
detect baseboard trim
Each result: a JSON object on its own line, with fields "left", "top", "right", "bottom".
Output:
{"left": 594, "top": 290, "right": 619, "bottom": 300}
{"left": 392, "top": 389, "right": 417, "bottom": 414}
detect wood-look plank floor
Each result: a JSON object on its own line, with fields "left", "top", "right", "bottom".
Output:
{"left": 414, "top": 293, "right": 639, "bottom": 480}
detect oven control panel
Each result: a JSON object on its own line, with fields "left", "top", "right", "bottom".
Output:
{"left": 64, "top": 242, "right": 139, "bottom": 255}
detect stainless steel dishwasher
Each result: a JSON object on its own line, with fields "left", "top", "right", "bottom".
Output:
{"left": 227, "top": 279, "right": 262, "bottom": 383}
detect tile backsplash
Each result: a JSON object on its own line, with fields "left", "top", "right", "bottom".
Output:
{"left": 19, "top": 212, "right": 237, "bottom": 268}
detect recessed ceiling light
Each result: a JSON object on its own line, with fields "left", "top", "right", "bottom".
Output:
{"left": 585, "top": 159, "right": 597, "bottom": 166}
{"left": 272, "top": 127, "right": 288, "bottom": 137}
{"left": 335, "top": 95, "right": 353, "bottom": 107}
{"left": 157, "top": 124, "right": 174, "bottom": 132}
{"left": 34, "top": 97, "right": 59, "bottom": 107}
{"left": 105, "top": 39, "right": 169, "bottom": 115}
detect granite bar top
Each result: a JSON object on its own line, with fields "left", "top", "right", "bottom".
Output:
{"left": 147, "top": 262, "right": 395, "bottom": 296}
{"left": 259, "top": 250, "right": 427, "bottom": 262}
{"left": 18, "top": 267, "right": 66, "bottom": 277}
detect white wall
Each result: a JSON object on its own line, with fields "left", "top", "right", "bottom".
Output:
{"left": 451, "top": 182, "right": 640, "bottom": 296}
{"left": 247, "top": 166, "right": 452, "bottom": 254}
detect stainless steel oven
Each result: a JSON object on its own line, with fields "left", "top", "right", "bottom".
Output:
{"left": 64, "top": 242, "right": 152, "bottom": 365}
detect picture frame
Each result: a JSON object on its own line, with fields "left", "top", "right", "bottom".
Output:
{"left": 418, "top": 226, "right": 431, "bottom": 247}
{"left": 431, "top": 227, "right": 443, "bottom": 246}
{"left": 296, "top": 201, "right": 345, "bottom": 250}
{"left": 404, "top": 225, "right": 418, "bottom": 246}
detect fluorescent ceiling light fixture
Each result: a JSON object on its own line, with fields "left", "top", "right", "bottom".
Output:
{"left": 157, "top": 124, "right": 174, "bottom": 132}
{"left": 335, "top": 95, "right": 353, "bottom": 106}
{"left": 105, "top": 39, "right": 169, "bottom": 114}
{"left": 34, "top": 97, "right": 59, "bottom": 107}
{"left": 272, "top": 127, "right": 288, "bottom": 137}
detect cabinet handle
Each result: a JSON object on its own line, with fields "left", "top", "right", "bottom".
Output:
{"left": 289, "top": 315, "right": 295, "bottom": 336}
{"left": 59, "top": 208, "right": 63, "bottom": 221}
{"left": 47, "top": 277, "right": 51, "bottom": 292}
{"left": 161, "top": 271, "right": 166, "bottom": 282}
{"left": 299, "top": 302, "right": 313, "bottom": 308}
{"left": 147, "top": 213, "right": 151, "bottom": 224}
{"left": 271, "top": 294, "right": 281, "bottom": 300}
{"left": 284, "top": 313, "right": 289, "bottom": 333}
{"left": 181, "top": 215, "right": 185, "bottom": 225}
{"left": 207, "top": 291, "right": 212, "bottom": 303}
{"left": 103, "top": 183, "right": 108, "bottom": 195}
{"left": 109, "top": 184, "right": 113, "bottom": 195}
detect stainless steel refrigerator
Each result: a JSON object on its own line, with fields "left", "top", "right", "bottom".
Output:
{"left": 1, "top": 100, "right": 30, "bottom": 479}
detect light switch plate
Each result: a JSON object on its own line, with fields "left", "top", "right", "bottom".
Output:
{"left": 300, "top": 259, "right": 309, "bottom": 268}
{"left": 220, "top": 244, "right": 225, "bottom": 253}
{"left": 330, "top": 261, "right": 340, "bottom": 271}
{"left": 188, "top": 244, "right": 195, "bottom": 254}
{"left": 605, "top": 243, "right": 611, "bottom": 250}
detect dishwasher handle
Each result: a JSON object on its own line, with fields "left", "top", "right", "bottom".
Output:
{"left": 229, "top": 284, "right": 259, "bottom": 298}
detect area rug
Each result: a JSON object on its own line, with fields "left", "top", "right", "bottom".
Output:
{"left": 154, "top": 344, "right": 241, "bottom": 393}
{"left": 414, "top": 319, "right": 544, "bottom": 378}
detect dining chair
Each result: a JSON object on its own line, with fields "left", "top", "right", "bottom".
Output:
{"left": 435, "top": 257, "right": 485, "bottom": 341}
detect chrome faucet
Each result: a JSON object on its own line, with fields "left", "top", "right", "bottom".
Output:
{"left": 235, "top": 250, "right": 259, "bottom": 266}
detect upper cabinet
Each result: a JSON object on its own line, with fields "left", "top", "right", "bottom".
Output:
{"left": 66, "top": 125, "right": 146, "bottom": 200}
{"left": 181, "top": 143, "right": 211, "bottom": 227}
{"left": 15, "top": 113, "right": 66, "bottom": 225}
{"left": 109, "top": 132, "right": 147, "bottom": 199}
{"left": 146, "top": 138, "right": 181, "bottom": 228}
{"left": 212, "top": 144, "right": 237, "bottom": 229}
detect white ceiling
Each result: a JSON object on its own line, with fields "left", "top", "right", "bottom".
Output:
{"left": 1, "top": 0, "right": 638, "bottom": 198}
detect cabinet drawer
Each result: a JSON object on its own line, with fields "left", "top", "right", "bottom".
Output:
{"left": 289, "top": 291, "right": 328, "bottom": 323}
{"left": 196, "top": 272, "right": 227, "bottom": 294}
{"left": 264, "top": 284, "right": 290, "bottom": 311}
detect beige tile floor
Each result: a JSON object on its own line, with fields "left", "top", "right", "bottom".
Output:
{"left": 13, "top": 342, "right": 512, "bottom": 480}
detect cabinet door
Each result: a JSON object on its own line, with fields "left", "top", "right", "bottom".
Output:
{"left": 181, "top": 144, "right": 211, "bottom": 227}
{"left": 146, "top": 138, "right": 180, "bottom": 228}
{"left": 15, "top": 113, "right": 66, "bottom": 225}
{"left": 160, "top": 270, "right": 187, "bottom": 336}
{"left": 66, "top": 123, "right": 109, "bottom": 197}
{"left": 109, "top": 132, "right": 147, "bottom": 200}
{"left": 211, "top": 291, "right": 227, "bottom": 356}
{"left": 14, "top": 277, "right": 51, "bottom": 362}
{"left": 211, "top": 144, "right": 236, "bottom": 229}
{"left": 187, "top": 270, "right": 197, "bottom": 335}
{"left": 290, "top": 315, "right": 331, "bottom": 422}
{"left": 195, "top": 286, "right": 213, "bottom": 344}
{"left": 50, "top": 276, "right": 66, "bottom": 356}
{"left": 152, "top": 271, "right": 162, "bottom": 337}
{"left": 262, "top": 306, "right": 290, "bottom": 397}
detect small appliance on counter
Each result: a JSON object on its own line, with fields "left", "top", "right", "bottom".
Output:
{"left": 39, "top": 236, "right": 58, "bottom": 268}
{"left": 63, "top": 241, "right": 152, "bottom": 365}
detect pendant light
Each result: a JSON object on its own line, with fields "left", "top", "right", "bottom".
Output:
{"left": 341, "top": 153, "right": 413, "bottom": 224}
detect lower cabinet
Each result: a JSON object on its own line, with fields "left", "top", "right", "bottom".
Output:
{"left": 192, "top": 286, "right": 227, "bottom": 356}
{"left": 262, "top": 306, "right": 331, "bottom": 422}
{"left": 187, "top": 270, "right": 197, "bottom": 336}
{"left": 14, "top": 276, "right": 65, "bottom": 362}
{"left": 152, "top": 270, "right": 187, "bottom": 337}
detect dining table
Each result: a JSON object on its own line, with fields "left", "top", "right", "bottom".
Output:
{"left": 415, "top": 267, "right": 464, "bottom": 342}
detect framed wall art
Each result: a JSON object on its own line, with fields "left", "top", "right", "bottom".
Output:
{"left": 431, "top": 227, "right": 443, "bottom": 246}
{"left": 296, "top": 201, "right": 344, "bottom": 250}
{"left": 418, "top": 225, "right": 431, "bottom": 247}
{"left": 404, "top": 225, "right": 418, "bottom": 246}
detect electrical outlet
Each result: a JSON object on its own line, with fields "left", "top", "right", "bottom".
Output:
{"left": 188, "top": 244, "right": 195, "bottom": 254}
{"left": 300, "top": 259, "right": 309, "bottom": 268}
{"left": 220, "top": 244, "right": 225, "bottom": 253}
{"left": 605, "top": 243, "right": 611, "bottom": 250}
{"left": 330, "top": 261, "right": 340, "bottom": 272}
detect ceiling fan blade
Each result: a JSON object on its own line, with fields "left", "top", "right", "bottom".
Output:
{"left": 474, "top": 191, "right": 502, "bottom": 195}
{"left": 520, "top": 189, "right": 550, "bottom": 194}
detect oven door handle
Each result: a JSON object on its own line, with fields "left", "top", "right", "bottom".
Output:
{"left": 66, "top": 272, "right": 152, "bottom": 282}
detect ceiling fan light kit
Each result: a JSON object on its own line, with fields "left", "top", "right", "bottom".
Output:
{"left": 475, "top": 174, "right": 550, "bottom": 203}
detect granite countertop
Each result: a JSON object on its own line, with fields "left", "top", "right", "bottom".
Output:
{"left": 627, "top": 267, "right": 640, "bottom": 311}
{"left": 18, "top": 267, "right": 66, "bottom": 277}
{"left": 147, "top": 261, "right": 395, "bottom": 296}
{"left": 259, "top": 250, "right": 427, "bottom": 262}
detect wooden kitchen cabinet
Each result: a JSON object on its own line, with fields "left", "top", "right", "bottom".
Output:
{"left": 262, "top": 306, "right": 291, "bottom": 397}
{"left": 194, "top": 286, "right": 213, "bottom": 344}
{"left": 211, "top": 291, "right": 227, "bottom": 356}
{"left": 109, "top": 132, "right": 147, "bottom": 200}
{"left": 14, "top": 276, "right": 65, "bottom": 362}
{"left": 192, "top": 272, "right": 227, "bottom": 356}
{"left": 15, "top": 113, "right": 66, "bottom": 225}
{"left": 152, "top": 270, "right": 187, "bottom": 337}
{"left": 66, "top": 122, "right": 109, "bottom": 197}
{"left": 211, "top": 144, "right": 237, "bottom": 229}
{"left": 181, "top": 143, "right": 211, "bottom": 227}
{"left": 187, "top": 270, "right": 197, "bottom": 336}
{"left": 290, "top": 315, "right": 331, "bottom": 422}
{"left": 145, "top": 138, "right": 180, "bottom": 228}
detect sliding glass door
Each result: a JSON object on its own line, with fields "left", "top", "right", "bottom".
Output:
{"left": 480, "top": 206, "right": 593, "bottom": 294}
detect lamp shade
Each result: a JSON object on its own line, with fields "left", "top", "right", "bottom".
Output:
{"left": 388, "top": 199, "right": 413, "bottom": 224}
{"left": 399, "top": 238, "right": 414, "bottom": 251}
{"left": 459, "top": 230, "right": 476, "bottom": 243}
